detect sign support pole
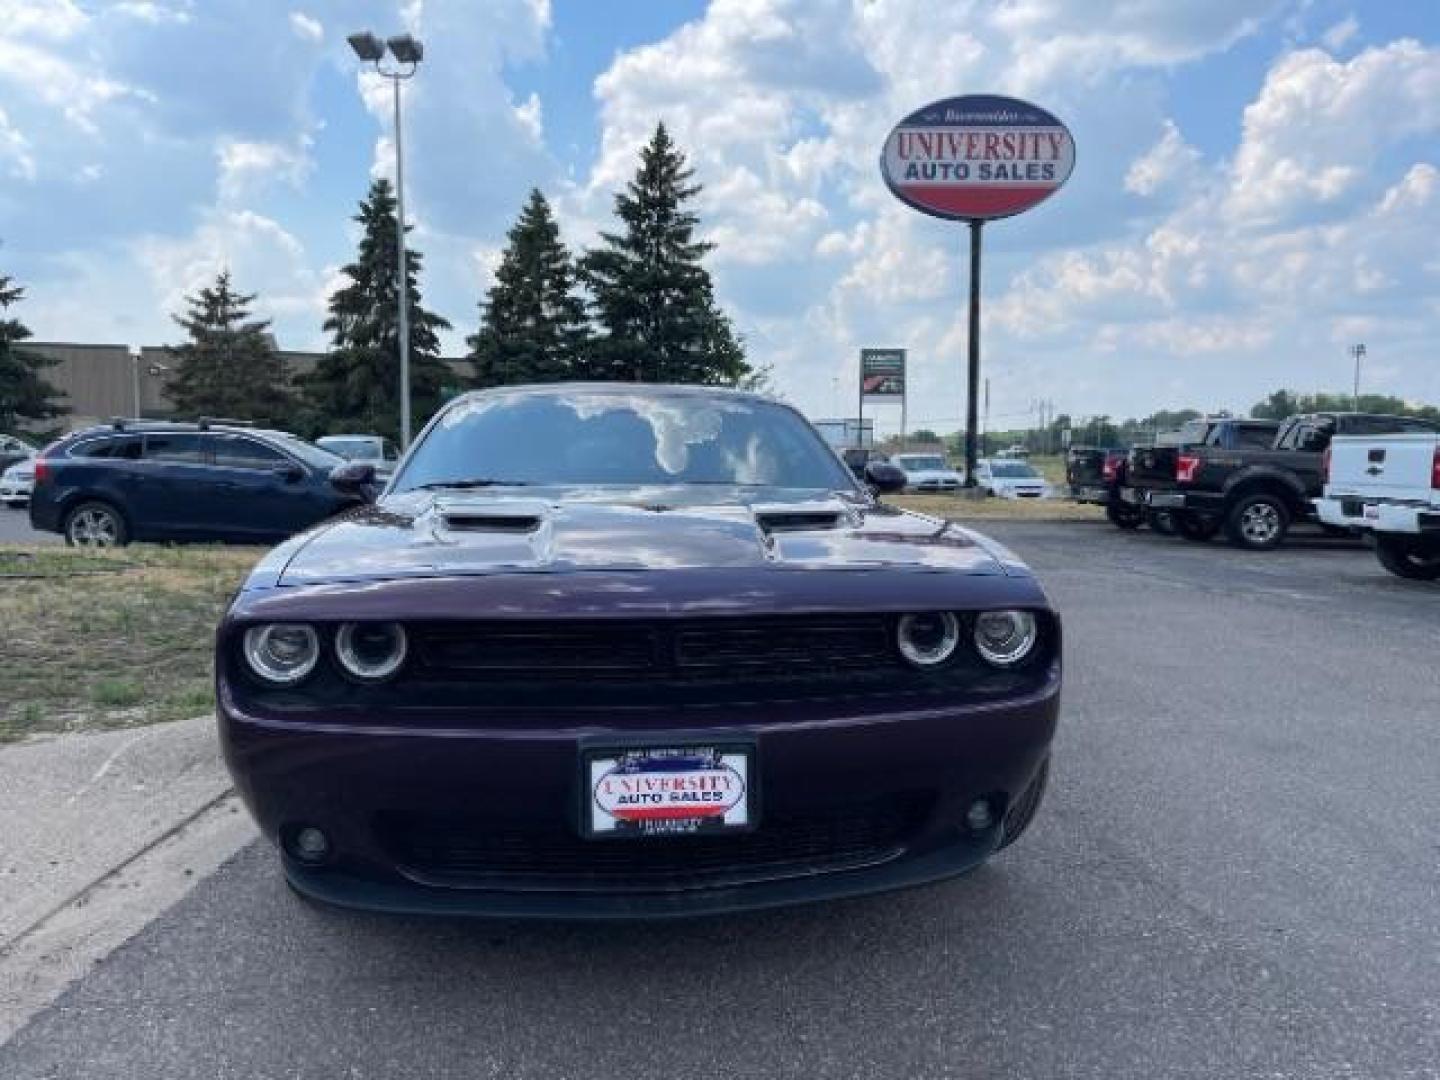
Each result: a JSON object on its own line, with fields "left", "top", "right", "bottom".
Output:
{"left": 856, "top": 361, "right": 864, "bottom": 449}
{"left": 963, "top": 219, "right": 983, "bottom": 488}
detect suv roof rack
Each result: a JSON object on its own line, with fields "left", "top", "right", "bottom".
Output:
{"left": 196, "top": 417, "right": 257, "bottom": 430}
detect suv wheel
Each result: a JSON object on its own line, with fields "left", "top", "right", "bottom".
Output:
{"left": 1375, "top": 536, "right": 1440, "bottom": 581}
{"left": 64, "top": 501, "right": 128, "bottom": 548}
{"left": 1105, "top": 501, "right": 1145, "bottom": 530}
{"left": 1225, "top": 493, "right": 1290, "bottom": 550}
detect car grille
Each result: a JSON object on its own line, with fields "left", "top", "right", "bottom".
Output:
{"left": 412, "top": 615, "right": 895, "bottom": 679}
{"left": 378, "top": 794, "right": 932, "bottom": 893}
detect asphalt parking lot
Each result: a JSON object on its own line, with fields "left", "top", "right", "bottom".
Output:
{"left": 3, "top": 520, "right": 1438, "bottom": 1079}
{"left": 0, "top": 508, "right": 51, "bottom": 545}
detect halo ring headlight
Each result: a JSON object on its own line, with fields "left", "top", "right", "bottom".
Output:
{"left": 897, "top": 612, "right": 962, "bottom": 667}
{"left": 974, "top": 610, "right": 1038, "bottom": 668}
{"left": 335, "top": 622, "right": 408, "bottom": 682}
{"left": 243, "top": 623, "right": 320, "bottom": 685}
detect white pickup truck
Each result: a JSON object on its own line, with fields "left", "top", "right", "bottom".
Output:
{"left": 1315, "top": 433, "right": 1440, "bottom": 580}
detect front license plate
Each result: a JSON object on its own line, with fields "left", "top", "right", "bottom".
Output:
{"left": 1363, "top": 504, "right": 1380, "bottom": 521}
{"left": 584, "top": 746, "right": 753, "bottom": 839}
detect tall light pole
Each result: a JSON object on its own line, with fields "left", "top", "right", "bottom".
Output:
{"left": 348, "top": 30, "right": 423, "bottom": 449}
{"left": 1349, "top": 343, "right": 1367, "bottom": 411}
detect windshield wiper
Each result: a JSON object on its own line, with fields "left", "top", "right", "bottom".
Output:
{"left": 412, "top": 478, "right": 531, "bottom": 490}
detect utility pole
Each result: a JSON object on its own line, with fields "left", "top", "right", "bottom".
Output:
{"left": 1349, "top": 343, "right": 1366, "bottom": 410}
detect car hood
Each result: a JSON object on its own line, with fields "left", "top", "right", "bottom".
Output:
{"left": 267, "top": 488, "right": 1015, "bottom": 587}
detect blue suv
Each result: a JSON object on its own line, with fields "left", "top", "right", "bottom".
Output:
{"left": 30, "top": 421, "right": 378, "bottom": 547}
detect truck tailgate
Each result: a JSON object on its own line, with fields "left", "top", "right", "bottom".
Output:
{"left": 1326, "top": 434, "right": 1440, "bottom": 505}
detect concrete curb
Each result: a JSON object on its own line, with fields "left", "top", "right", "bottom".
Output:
{"left": 0, "top": 716, "right": 258, "bottom": 1044}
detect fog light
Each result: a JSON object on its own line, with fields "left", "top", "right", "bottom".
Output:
{"left": 291, "top": 826, "right": 330, "bottom": 863}
{"left": 964, "top": 799, "right": 994, "bottom": 832}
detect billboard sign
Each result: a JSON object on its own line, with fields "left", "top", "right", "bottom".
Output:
{"left": 880, "top": 94, "right": 1075, "bottom": 221}
{"left": 860, "top": 348, "right": 905, "bottom": 401}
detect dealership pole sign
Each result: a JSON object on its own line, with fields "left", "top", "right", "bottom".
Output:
{"left": 880, "top": 94, "right": 1074, "bottom": 483}
{"left": 857, "top": 347, "right": 907, "bottom": 449}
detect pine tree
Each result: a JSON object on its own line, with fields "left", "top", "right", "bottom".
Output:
{"left": 580, "top": 123, "right": 750, "bottom": 385}
{"left": 0, "top": 271, "right": 66, "bottom": 432}
{"left": 302, "top": 178, "right": 452, "bottom": 441}
{"left": 166, "top": 271, "right": 293, "bottom": 426}
{"left": 468, "top": 189, "right": 589, "bottom": 387}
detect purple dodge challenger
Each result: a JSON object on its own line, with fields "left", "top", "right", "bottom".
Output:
{"left": 218, "top": 384, "right": 1061, "bottom": 917}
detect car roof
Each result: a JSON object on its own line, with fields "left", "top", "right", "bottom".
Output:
{"left": 68, "top": 422, "right": 297, "bottom": 442}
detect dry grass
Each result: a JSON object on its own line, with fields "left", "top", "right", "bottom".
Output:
{"left": 0, "top": 544, "right": 261, "bottom": 743}
{"left": 891, "top": 492, "right": 1102, "bottom": 522}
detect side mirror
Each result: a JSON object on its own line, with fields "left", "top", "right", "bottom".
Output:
{"left": 330, "top": 461, "right": 377, "bottom": 493}
{"left": 864, "top": 461, "right": 908, "bottom": 494}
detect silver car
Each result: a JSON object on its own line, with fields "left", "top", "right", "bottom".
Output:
{"left": 0, "top": 455, "right": 36, "bottom": 508}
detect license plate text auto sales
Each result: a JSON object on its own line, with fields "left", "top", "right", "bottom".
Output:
{"left": 588, "top": 747, "right": 750, "bottom": 838}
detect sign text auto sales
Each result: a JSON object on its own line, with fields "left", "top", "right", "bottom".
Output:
{"left": 890, "top": 128, "right": 1069, "bottom": 184}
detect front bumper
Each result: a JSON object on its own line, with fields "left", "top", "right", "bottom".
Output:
{"left": 219, "top": 667, "right": 1060, "bottom": 918}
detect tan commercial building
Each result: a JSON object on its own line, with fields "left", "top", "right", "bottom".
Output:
{"left": 22, "top": 342, "right": 470, "bottom": 432}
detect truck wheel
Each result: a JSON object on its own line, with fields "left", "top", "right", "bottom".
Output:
{"left": 1374, "top": 536, "right": 1440, "bottom": 581}
{"left": 1225, "top": 493, "right": 1290, "bottom": 550}
{"left": 1175, "top": 512, "right": 1219, "bottom": 542}
{"left": 64, "top": 501, "right": 129, "bottom": 548}
{"left": 1105, "top": 502, "right": 1144, "bottom": 530}
{"left": 1147, "top": 509, "right": 1177, "bottom": 536}
{"left": 997, "top": 757, "right": 1049, "bottom": 851}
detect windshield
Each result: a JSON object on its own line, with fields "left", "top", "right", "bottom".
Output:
{"left": 988, "top": 462, "right": 1040, "bottom": 478}
{"left": 318, "top": 437, "right": 383, "bottom": 461}
{"left": 393, "top": 391, "right": 855, "bottom": 492}
{"left": 898, "top": 456, "right": 946, "bottom": 471}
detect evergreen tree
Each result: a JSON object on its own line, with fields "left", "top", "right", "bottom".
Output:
{"left": 0, "top": 271, "right": 66, "bottom": 432}
{"left": 468, "top": 189, "right": 589, "bottom": 387}
{"left": 302, "top": 178, "right": 452, "bottom": 441}
{"left": 580, "top": 122, "right": 750, "bottom": 385}
{"left": 166, "top": 271, "right": 293, "bottom": 425}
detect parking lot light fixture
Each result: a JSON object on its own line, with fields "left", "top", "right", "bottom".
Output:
{"left": 386, "top": 34, "right": 423, "bottom": 64}
{"left": 346, "top": 31, "right": 385, "bottom": 62}
{"left": 348, "top": 28, "right": 423, "bottom": 449}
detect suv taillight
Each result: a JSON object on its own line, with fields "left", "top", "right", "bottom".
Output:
{"left": 1176, "top": 453, "right": 1200, "bottom": 484}
{"left": 1321, "top": 445, "right": 1331, "bottom": 484}
{"left": 1432, "top": 445, "right": 1440, "bottom": 491}
{"left": 1102, "top": 453, "right": 1119, "bottom": 481}
{"left": 32, "top": 458, "right": 52, "bottom": 485}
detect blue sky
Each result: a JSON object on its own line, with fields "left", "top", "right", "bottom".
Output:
{"left": 1, "top": 0, "right": 1437, "bottom": 431}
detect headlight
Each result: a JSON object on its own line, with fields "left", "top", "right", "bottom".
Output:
{"left": 335, "top": 622, "right": 408, "bottom": 682}
{"left": 243, "top": 623, "right": 319, "bottom": 685}
{"left": 973, "top": 610, "right": 1038, "bottom": 667}
{"left": 896, "top": 612, "right": 961, "bottom": 667}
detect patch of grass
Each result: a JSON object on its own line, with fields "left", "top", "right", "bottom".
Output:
{"left": 91, "top": 679, "right": 145, "bottom": 707}
{"left": 0, "top": 543, "right": 261, "bottom": 743}
{"left": 892, "top": 492, "right": 1103, "bottom": 522}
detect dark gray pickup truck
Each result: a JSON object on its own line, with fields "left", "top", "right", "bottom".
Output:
{"left": 1146, "top": 412, "right": 1440, "bottom": 549}
{"left": 1124, "top": 418, "right": 1279, "bottom": 538}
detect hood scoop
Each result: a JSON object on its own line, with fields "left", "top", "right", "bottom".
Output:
{"left": 433, "top": 498, "right": 550, "bottom": 535}
{"left": 752, "top": 500, "right": 857, "bottom": 534}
